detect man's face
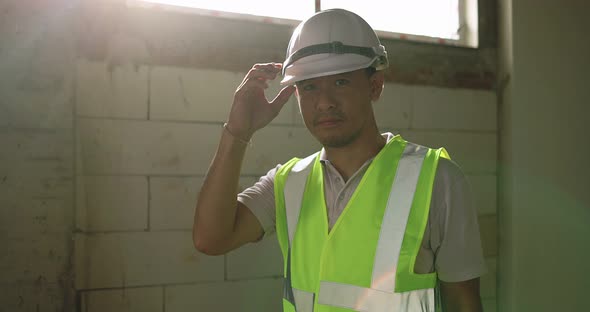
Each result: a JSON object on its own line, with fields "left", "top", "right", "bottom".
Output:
{"left": 295, "top": 68, "right": 384, "bottom": 148}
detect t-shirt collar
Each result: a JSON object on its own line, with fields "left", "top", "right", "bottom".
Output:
{"left": 319, "top": 132, "right": 395, "bottom": 164}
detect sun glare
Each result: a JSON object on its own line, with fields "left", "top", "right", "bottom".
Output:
{"left": 138, "top": 0, "right": 461, "bottom": 40}
{"left": 140, "top": 0, "right": 314, "bottom": 21}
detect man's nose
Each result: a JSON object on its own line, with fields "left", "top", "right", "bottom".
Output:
{"left": 316, "top": 88, "right": 337, "bottom": 111}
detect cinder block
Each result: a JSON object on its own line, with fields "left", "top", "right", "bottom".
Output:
{"left": 481, "top": 257, "right": 497, "bottom": 299}
{"left": 77, "top": 119, "right": 219, "bottom": 175}
{"left": 150, "top": 66, "right": 301, "bottom": 125}
{"left": 373, "top": 83, "right": 412, "bottom": 129}
{"left": 226, "top": 236, "right": 283, "bottom": 280}
{"left": 0, "top": 197, "right": 71, "bottom": 234}
{"left": 0, "top": 77, "right": 73, "bottom": 129}
{"left": 0, "top": 174, "right": 72, "bottom": 201}
{"left": 468, "top": 175, "right": 497, "bottom": 215}
{"left": 479, "top": 215, "right": 497, "bottom": 257}
{"left": 77, "top": 119, "right": 323, "bottom": 177}
{"left": 150, "top": 66, "right": 241, "bottom": 122}
{"left": 105, "top": 32, "right": 151, "bottom": 66}
{"left": 411, "top": 86, "right": 497, "bottom": 131}
{"left": 0, "top": 282, "right": 65, "bottom": 312}
{"left": 76, "top": 176, "right": 148, "bottom": 232}
{"left": 243, "top": 125, "right": 321, "bottom": 175}
{"left": 75, "top": 231, "right": 223, "bottom": 289}
{"left": 165, "top": 278, "right": 283, "bottom": 312}
{"left": 150, "top": 177, "right": 257, "bottom": 230}
{"left": 149, "top": 177, "right": 202, "bottom": 231}
{"left": 83, "top": 287, "right": 162, "bottom": 312}
{"left": 0, "top": 128, "right": 73, "bottom": 176}
{"left": 76, "top": 59, "right": 148, "bottom": 119}
{"left": 401, "top": 130, "right": 497, "bottom": 174}
{"left": 1, "top": 232, "right": 70, "bottom": 284}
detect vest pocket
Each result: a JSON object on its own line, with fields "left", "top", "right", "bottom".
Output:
{"left": 317, "top": 280, "right": 435, "bottom": 312}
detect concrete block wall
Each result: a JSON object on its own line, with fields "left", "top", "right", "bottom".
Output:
{"left": 75, "top": 60, "right": 498, "bottom": 311}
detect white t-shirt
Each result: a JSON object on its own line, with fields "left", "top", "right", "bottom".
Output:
{"left": 238, "top": 133, "right": 487, "bottom": 282}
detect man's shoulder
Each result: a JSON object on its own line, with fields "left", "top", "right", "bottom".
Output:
{"left": 435, "top": 157, "right": 466, "bottom": 186}
{"left": 262, "top": 164, "right": 282, "bottom": 180}
{"left": 400, "top": 139, "right": 464, "bottom": 180}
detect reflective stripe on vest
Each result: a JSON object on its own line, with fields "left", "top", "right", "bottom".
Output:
{"left": 277, "top": 136, "right": 447, "bottom": 312}
{"left": 282, "top": 152, "right": 318, "bottom": 311}
{"left": 371, "top": 143, "right": 427, "bottom": 292}
{"left": 284, "top": 152, "right": 319, "bottom": 244}
{"left": 318, "top": 281, "right": 433, "bottom": 312}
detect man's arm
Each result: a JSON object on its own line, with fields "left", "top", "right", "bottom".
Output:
{"left": 431, "top": 159, "right": 487, "bottom": 311}
{"left": 193, "top": 129, "right": 263, "bottom": 255}
{"left": 193, "top": 63, "right": 295, "bottom": 255}
{"left": 440, "top": 278, "right": 483, "bottom": 312}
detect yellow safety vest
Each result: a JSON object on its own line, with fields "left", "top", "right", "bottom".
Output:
{"left": 274, "top": 135, "right": 450, "bottom": 312}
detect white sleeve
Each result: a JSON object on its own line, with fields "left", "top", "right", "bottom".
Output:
{"left": 430, "top": 158, "right": 488, "bottom": 282}
{"left": 237, "top": 165, "right": 281, "bottom": 240}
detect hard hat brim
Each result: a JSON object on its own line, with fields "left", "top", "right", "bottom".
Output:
{"left": 280, "top": 53, "right": 378, "bottom": 86}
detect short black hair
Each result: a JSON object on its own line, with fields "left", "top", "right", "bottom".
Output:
{"left": 365, "top": 66, "right": 377, "bottom": 77}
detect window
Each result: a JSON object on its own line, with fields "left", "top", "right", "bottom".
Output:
{"left": 130, "top": 0, "right": 478, "bottom": 48}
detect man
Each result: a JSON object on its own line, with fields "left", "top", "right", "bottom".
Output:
{"left": 194, "top": 9, "right": 486, "bottom": 312}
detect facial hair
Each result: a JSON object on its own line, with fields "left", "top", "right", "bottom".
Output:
{"left": 320, "top": 128, "right": 363, "bottom": 148}
{"left": 312, "top": 111, "right": 361, "bottom": 148}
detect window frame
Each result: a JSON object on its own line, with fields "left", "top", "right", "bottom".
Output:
{"left": 128, "top": 0, "right": 478, "bottom": 48}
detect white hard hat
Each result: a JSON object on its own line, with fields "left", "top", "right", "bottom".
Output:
{"left": 281, "top": 9, "right": 388, "bottom": 85}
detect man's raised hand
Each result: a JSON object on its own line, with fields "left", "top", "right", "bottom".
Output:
{"left": 226, "top": 63, "right": 296, "bottom": 140}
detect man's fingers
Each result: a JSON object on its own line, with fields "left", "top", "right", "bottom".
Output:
{"left": 238, "top": 77, "right": 269, "bottom": 91}
{"left": 246, "top": 63, "right": 282, "bottom": 80}
{"left": 246, "top": 67, "right": 278, "bottom": 81}
{"left": 253, "top": 62, "right": 282, "bottom": 71}
{"left": 270, "top": 85, "right": 296, "bottom": 111}
{"left": 237, "top": 63, "right": 283, "bottom": 93}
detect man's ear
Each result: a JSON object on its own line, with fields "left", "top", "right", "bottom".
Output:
{"left": 370, "top": 71, "right": 385, "bottom": 102}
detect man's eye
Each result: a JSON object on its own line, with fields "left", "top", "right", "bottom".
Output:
{"left": 335, "top": 79, "right": 349, "bottom": 86}
{"left": 302, "top": 84, "right": 316, "bottom": 91}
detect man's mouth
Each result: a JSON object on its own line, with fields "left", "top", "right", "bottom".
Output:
{"left": 315, "top": 118, "right": 343, "bottom": 127}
